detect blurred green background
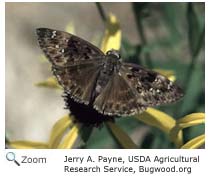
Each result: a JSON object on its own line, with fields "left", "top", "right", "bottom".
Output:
{"left": 6, "top": 2, "right": 204, "bottom": 148}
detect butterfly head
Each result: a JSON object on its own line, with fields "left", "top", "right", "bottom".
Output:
{"left": 106, "top": 49, "right": 121, "bottom": 60}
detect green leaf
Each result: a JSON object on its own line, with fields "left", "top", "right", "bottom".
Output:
{"left": 132, "top": 2, "right": 153, "bottom": 68}
{"left": 132, "top": 2, "right": 150, "bottom": 17}
{"left": 179, "top": 65, "right": 204, "bottom": 114}
{"left": 161, "top": 3, "right": 182, "bottom": 42}
{"left": 79, "top": 126, "right": 94, "bottom": 148}
{"left": 187, "top": 3, "right": 203, "bottom": 57}
{"left": 193, "top": 27, "right": 205, "bottom": 58}
{"left": 85, "top": 125, "right": 120, "bottom": 149}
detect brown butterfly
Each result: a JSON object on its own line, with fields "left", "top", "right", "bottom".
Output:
{"left": 36, "top": 28, "right": 183, "bottom": 117}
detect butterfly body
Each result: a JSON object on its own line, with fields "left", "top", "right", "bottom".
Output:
{"left": 36, "top": 28, "right": 183, "bottom": 117}
{"left": 103, "top": 51, "right": 121, "bottom": 74}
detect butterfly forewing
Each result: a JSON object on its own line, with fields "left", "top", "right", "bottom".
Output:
{"left": 36, "top": 28, "right": 104, "bottom": 67}
{"left": 37, "top": 28, "right": 104, "bottom": 104}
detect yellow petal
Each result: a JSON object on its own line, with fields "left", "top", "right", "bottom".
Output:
{"left": 181, "top": 134, "right": 205, "bottom": 149}
{"left": 9, "top": 140, "right": 49, "bottom": 149}
{"left": 169, "top": 113, "right": 205, "bottom": 148}
{"left": 48, "top": 115, "right": 73, "bottom": 148}
{"left": 38, "top": 54, "right": 48, "bottom": 63}
{"left": 100, "top": 13, "right": 121, "bottom": 53}
{"left": 58, "top": 124, "right": 81, "bottom": 149}
{"left": 106, "top": 121, "right": 138, "bottom": 149}
{"left": 134, "top": 108, "right": 183, "bottom": 147}
{"left": 35, "top": 77, "right": 62, "bottom": 90}
{"left": 153, "top": 69, "right": 176, "bottom": 82}
{"left": 176, "top": 113, "right": 205, "bottom": 128}
{"left": 135, "top": 108, "right": 174, "bottom": 133}
{"left": 65, "top": 22, "right": 75, "bottom": 34}
{"left": 169, "top": 125, "right": 182, "bottom": 147}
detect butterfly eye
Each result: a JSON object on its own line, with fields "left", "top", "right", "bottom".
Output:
{"left": 113, "top": 52, "right": 121, "bottom": 60}
{"left": 106, "top": 50, "right": 121, "bottom": 59}
{"left": 106, "top": 50, "right": 111, "bottom": 55}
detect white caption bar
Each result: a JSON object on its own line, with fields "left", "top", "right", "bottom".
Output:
{"left": 2, "top": 149, "right": 207, "bottom": 176}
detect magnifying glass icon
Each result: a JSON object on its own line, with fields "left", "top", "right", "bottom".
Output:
{"left": 6, "top": 152, "right": 20, "bottom": 166}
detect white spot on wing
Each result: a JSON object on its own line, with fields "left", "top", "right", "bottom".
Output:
{"left": 96, "top": 84, "right": 102, "bottom": 93}
{"left": 51, "top": 31, "right": 57, "bottom": 38}
{"left": 149, "top": 88, "right": 153, "bottom": 91}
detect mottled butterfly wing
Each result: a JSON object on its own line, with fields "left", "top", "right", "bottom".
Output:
{"left": 36, "top": 28, "right": 104, "bottom": 67}
{"left": 54, "top": 64, "right": 102, "bottom": 104}
{"left": 36, "top": 28, "right": 104, "bottom": 104}
{"left": 93, "top": 62, "right": 183, "bottom": 116}
{"left": 120, "top": 63, "right": 184, "bottom": 107}
{"left": 36, "top": 28, "right": 183, "bottom": 118}
{"left": 93, "top": 72, "right": 147, "bottom": 116}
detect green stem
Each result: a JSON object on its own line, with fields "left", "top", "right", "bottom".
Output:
{"left": 174, "top": 27, "right": 204, "bottom": 118}
{"left": 173, "top": 3, "right": 204, "bottom": 118}
{"left": 79, "top": 125, "right": 94, "bottom": 148}
{"left": 132, "top": 2, "right": 153, "bottom": 68}
{"left": 184, "top": 3, "right": 204, "bottom": 90}
{"left": 193, "top": 27, "right": 205, "bottom": 58}
{"left": 96, "top": 2, "right": 107, "bottom": 23}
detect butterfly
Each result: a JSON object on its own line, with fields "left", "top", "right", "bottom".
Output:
{"left": 36, "top": 28, "right": 183, "bottom": 117}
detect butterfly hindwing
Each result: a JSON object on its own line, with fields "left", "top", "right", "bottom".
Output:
{"left": 54, "top": 63, "right": 102, "bottom": 104}
{"left": 120, "top": 63, "right": 184, "bottom": 107}
{"left": 93, "top": 72, "right": 146, "bottom": 116}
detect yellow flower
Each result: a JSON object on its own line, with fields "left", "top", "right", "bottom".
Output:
{"left": 35, "top": 77, "right": 62, "bottom": 90}
{"left": 7, "top": 14, "right": 204, "bottom": 149}
{"left": 8, "top": 115, "right": 81, "bottom": 149}
{"left": 100, "top": 13, "right": 121, "bottom": 53}
{"left": 170, "top": 113, "right": 205, "bottom": 149}
{"left": 135, "top": 108, "right": 183, "bottom": 147}
{"left": 106, "top": 121, "right": 138, "bottom": 149}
